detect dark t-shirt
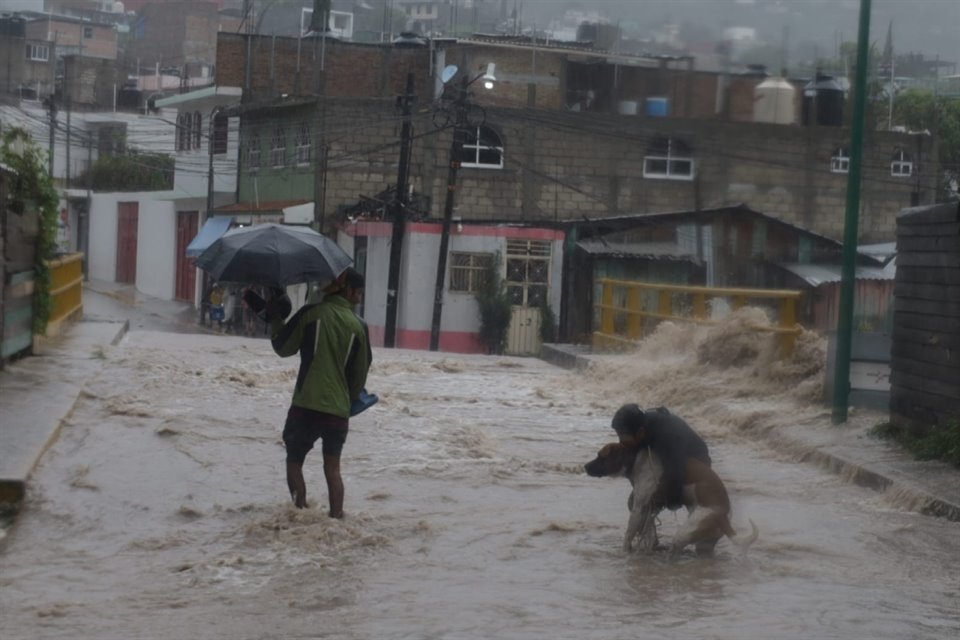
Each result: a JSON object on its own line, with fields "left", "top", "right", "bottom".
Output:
{"left": 642, "top": 408, "right": 711, "bottom": 509}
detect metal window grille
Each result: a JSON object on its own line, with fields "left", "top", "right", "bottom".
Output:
{"left": 449, "top": 252, "right": 492, "bottom": 293}
{"left": 270, "top": 126, "right": 286, "bottom": 168}
{"left": 296, "top": 123, "right": 311, "bottom": 165}
{"left": 247, "top": 133, "right": 261, "bottom": 173}
{"left": 505, "top": 240, "right": 551, "bottom": 306}
{"left": 193, "top": 111, "right": 202, "bottom": 150}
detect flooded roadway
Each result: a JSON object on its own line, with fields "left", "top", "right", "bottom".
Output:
{"left": 1, "top": 313, "right": 958, "bottom": 639}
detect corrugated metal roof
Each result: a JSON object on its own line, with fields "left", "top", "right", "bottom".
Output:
{"left": 577, "top": 239, "right": 695, "bottom": 260}
{"left": 776, "top": 261, "right": 896, "bottom": 287}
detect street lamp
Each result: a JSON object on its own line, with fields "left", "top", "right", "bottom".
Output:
{"left": 428, "top": 63, "right": 496, "bottom": 351}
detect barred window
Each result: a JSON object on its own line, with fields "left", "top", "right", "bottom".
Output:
{"left": 505, "top": 239, "right": 551, "bottom": 306}
{"left": 193, "top": 111, "right": 202, "bottom": 150}
{"left": 296, "top": 123, "right": 311, "bottom": 165}
{"left": 247, "top": 132, "right": 261, "bottom": 173}
{"left": 449, "top": 252, "right": 493, "bottom": 293}
{"left": 270, "top": 126, "right": 286, "bottom": 168}
{"left": 212, "top": 113, "right": 229, "bottom": 155}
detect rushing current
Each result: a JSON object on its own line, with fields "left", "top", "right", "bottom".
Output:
{"left": 1, "top": 310, "right": 958, "bottom": 639}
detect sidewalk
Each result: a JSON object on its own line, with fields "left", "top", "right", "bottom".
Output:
{"left": 0, "top": 282, "right": 201, "bottom": 533}
{"left": 542, "top": 344, "right": 960, "bottom": 522}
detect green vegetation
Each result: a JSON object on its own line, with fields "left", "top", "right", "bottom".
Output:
{"left": 474, "top": 253, "right": 512, "bottom": 355}
{"left": 869, "top": 420, "right": 960, "bottom": 469}
{"left": 79, "top": 150, "right": 174, "bottom": 192}
{"left": 1, "top": 127, "right": 59, "bottom": 335}
{"left": 539, "top": 298, "right": 557, "bottom": 345}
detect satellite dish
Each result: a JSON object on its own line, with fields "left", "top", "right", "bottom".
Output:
{"left": 441, "top": 65, "right": 458, "bottom": 84}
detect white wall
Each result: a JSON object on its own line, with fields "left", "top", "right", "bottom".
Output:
{"left": 87, "top": 191, "right": 177, "bottom": 299}
{"left": 169, "top": 112, "right": 239, "bottom": 200}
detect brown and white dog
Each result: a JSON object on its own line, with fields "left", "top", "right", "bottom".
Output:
{"left": 584, "top": 442, "right": 758, "bottom": 557}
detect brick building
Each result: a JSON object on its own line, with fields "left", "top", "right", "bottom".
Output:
{"left": 24, "top": 13, "right": 118, "bottom": 60}
{"left": 126, "top": 1, "right": 223, "bottom": 77}
{"left": 215, "top": 32, "right": 935, "bottom": 245}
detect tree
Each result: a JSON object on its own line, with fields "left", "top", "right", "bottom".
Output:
{"left": 1, "top": 127, "right": 60, "bottom": 334}
{"left": 892, "top": 89, "right": 960, "bottom": 201}
{"left": 77, "top": 150, "right": 173, "bottom": 192}
{"left": 473, "top": 253, "right": 512, "bottom": 355}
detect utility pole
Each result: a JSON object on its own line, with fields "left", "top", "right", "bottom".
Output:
{"left": 44, "top": 95, "right": 57, "bottom": 178}
{"left": 831, "top": 0, "right": 872, "bottom": 424}
{"left": 65, "top": 94, "right": 71, "bottom": 188}
{"left": 429, "top": 76, "right": 468, "bottom": 351}
{"left": 385, "top": 72, "right": 415, "bottom": 348}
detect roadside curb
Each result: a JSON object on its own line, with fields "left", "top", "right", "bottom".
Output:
{"left": 539, "top": 343, "right": 960, "bottom": 523}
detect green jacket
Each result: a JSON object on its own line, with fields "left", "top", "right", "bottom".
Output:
{"left": 270, "top": 294, "right": 371, "bottom": 418}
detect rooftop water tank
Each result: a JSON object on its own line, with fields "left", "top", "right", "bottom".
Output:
{"left": 753, "top": 77, "right": 797, "bottom": 125}
{"left": 802, "top": 73, "right": 845, "bottom": 127}
{"left": 646, "top": 97, "right": 668, "bottom": 117}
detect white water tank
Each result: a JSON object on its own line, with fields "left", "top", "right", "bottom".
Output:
{"left": 618, "top": 100, "right": 639, "bottom": 115}
{"left": 753, "top": 77, "right": 797, "bottom": 125}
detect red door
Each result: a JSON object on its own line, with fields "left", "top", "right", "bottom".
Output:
{"left": 115, "top": 202, "right": 139, "bottom": 284}
{"left": 175, "top": 211, "right": 198, "bottom": 302}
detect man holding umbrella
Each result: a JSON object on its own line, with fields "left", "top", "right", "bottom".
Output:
{"left": 267, "top": 268, "right": 370, "bottom": 517}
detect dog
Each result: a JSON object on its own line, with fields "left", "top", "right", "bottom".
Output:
{"left": 584, "top": 442, "right": 758, "bottom": 557}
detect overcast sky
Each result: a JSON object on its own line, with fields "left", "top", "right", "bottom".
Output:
{"left": 520, "top": 0, "right": 959, "bottom": 68}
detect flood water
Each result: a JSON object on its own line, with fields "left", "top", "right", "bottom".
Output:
{"left": 2, "top": 311, "right": 958, "bottom": 639}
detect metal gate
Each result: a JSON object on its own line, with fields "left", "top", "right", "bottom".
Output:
{"left": 115, "top": 202, "right": 138, "bottom": 284}
{"left": 175, "top": 211, "right": 198, "bottom": 302}
{"left": 504, "top": 239, "right": 551, "bottom": 356}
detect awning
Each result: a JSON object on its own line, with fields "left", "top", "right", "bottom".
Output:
{"left": 186, "top": 216, "right": 234, "bottom": 258}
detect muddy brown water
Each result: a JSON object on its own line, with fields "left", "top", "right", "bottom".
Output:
{"left": 1, "top": 313, "right": 958, "bottom": 639}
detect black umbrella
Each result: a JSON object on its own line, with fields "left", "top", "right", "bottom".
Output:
{"left": 195, "top": 223, "right": 353, "bottom": 287}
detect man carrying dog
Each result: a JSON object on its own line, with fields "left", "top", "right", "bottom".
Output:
{"left": 610, "top": 404, "right": 711, "bottom": 511}
{"left": 268, "top": 268, "right": 370, "bottom": 518}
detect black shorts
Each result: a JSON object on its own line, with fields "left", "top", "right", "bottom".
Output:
{"left": 282, "top": 406, "right": 348, "bottom": 464}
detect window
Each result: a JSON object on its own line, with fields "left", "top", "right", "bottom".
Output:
{"left": 177, "top": 113, "right": 190, "bottom": 151}
{"left": 891, "top": 148, "right": 913, "bottom": 177}
{"left": 83, "top": 26, "right": 93, "bottom": 39}
{"left": 295, "top": 123, "right": 311, "bottom": 165}
{"left": 270, "top": 126, "right": 286, "bottom": 167}
{"left": 831, "top": 147, "right": 849, "bottom": 173}
{"left": 212, "top": 113, "right": 229, "bottom": 155}
{"left": 449, "top": 252, "right": 493, "bottom": 293}
{"left": 25, "top": 44, "right": 49, "bottom": 61}
{"left": 193, "top": 111, "right": 202, "bottom": 150}
{"left": 247, "top": 132, "right": 261, "bottom": 173}
{"left": 505, "top": 239, "right": 551, "bottom": 306}
{"left": 458, "top": 125, "right": 503, "bottom": 169}
{"left": 643, "top": 137, "right": 694, "bottom": 180}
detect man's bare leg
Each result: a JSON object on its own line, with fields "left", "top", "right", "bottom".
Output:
{"left": 323, "top": 454, "right": 344, "bottom": 518}
{"left": 286, "top": 461, "right": 307, "bottom": 508}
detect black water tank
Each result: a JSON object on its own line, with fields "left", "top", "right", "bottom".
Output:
{"left": 802, "top": 72, "right": 845, "bottom": 126}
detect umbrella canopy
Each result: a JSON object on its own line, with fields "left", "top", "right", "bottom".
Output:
{"left": 195, "top": 223, "right": 353, "bottom": 287}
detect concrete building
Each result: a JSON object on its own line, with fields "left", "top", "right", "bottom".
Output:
{"left": 0, "top": 15, "right": 56, "bottom": 100}
{"left": 24, "top": 13, "right": 118, "bottom": 60}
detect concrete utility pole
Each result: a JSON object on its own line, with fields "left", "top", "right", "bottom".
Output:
{"left": 385, "top": 72, "right": 416, "bottom": 348}
{"left": 429, "top": 76, "right": 469, "bottom": 352}
{"left": 831, "top": 0, "right": 872, "bottom": 424}
{"left": 44, "top": 95, "right": 57, "bottom": 178}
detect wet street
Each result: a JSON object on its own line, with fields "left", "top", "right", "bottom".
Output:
{"left": 1, "top": 318, "right": 958, "bottom": 639}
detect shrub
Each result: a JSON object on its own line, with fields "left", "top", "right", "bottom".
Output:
{"left": 474, "top": 253, "right": 512, "bottom": 355}
{"left": 1, "top": 127, "right": 59, "bottom": 334}
{"left": 869, "top": 420, "right": 960, "bottom": 469}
